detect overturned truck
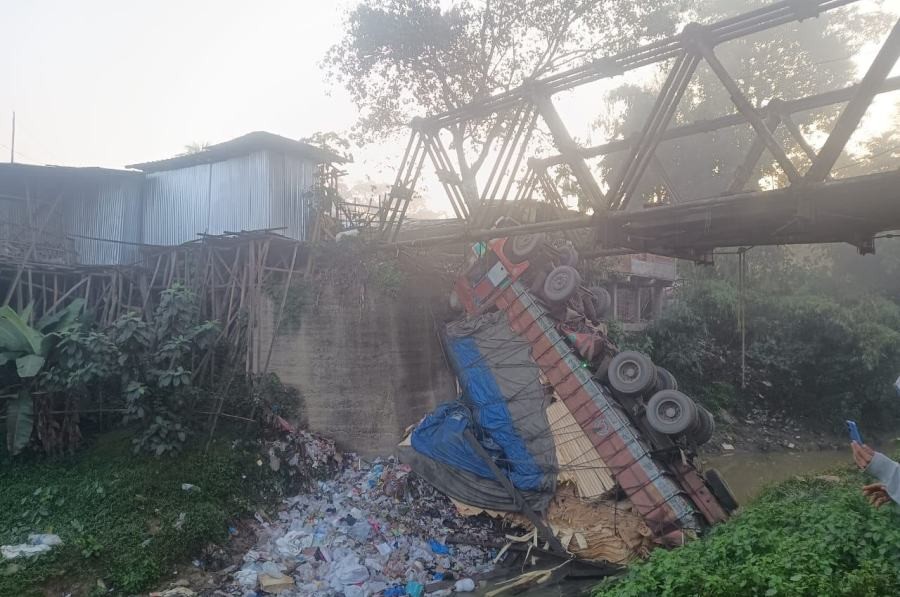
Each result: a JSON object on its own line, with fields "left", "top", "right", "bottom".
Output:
{"left": 399, "top": 230, "right": 738, "bottom": 563}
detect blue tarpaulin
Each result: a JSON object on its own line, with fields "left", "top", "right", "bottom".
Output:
{"left": 411, "top": 333, "right": 546, "bottom": 491}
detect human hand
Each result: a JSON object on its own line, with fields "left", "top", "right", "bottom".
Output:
{"left": 862, "top": 483, "right": 892, "bottom": 508}
{"left": 851, "top": 441, "right": 875, "bottom": 470}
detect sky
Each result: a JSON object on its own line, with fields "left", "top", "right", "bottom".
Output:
{"left": 0, "top": 0, "right": 897, "bottom": 217}
{"left": 0, "top": 0, "right": 398, "bottom": 174}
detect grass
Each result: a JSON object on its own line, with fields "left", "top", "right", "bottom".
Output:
{"left": 0, "top": 428, "right": 281, "bottom": 596}
{"left": 593, "top": 465, "right": 900, "bottom": 596}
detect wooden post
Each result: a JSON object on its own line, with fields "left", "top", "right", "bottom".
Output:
{"left": 262, "top": 243, "right": 299, "bottom": 375}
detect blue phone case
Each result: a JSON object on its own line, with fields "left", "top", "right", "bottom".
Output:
{"left": 847, "top": 420, "right": 863, "bottom": 444}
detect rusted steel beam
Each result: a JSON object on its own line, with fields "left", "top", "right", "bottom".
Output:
{"left": 394, "top": 215, "right": 595, "bottom": 247}
{"left": 804, "top": 17, "right": 900, "bottom": 182}
{"left": 533, "top": 93, "right": 607, "bottom": 210}
{"left": 608, "top": 51, "right": 700, "bottom": 210}
{"left": 727, "top": 113, "right": 781, "bottom": 193}
{"left": 535, "top": 78, "right": 900, "bottom": 168}
{"left": 394, "top": 169, "right": 900, "bottom": 251}
{"left": 430, "top": 0, "right": 859, "bottom": 128}
{"left": 694, "top": 34, "right": 800, "bottom": 183}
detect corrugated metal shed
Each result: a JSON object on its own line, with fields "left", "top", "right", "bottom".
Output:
{"left": 0, "top": 132, "right": 338, "bottom": 265}
{"left": 141, "top": 149, "right": 317, "bottom": 245}
{"left": 0, "top": 164, "right": 144, "bottom": 265}
{"left": 67, "top": 177, "right": 143, "bottom": 265}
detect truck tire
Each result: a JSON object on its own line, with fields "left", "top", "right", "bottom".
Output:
{"left": 593, "top": 354, "right": 612, "bottom": 383}
{"left": 608, "top": 351, "right": 656, "bottom": 397}
{"left": 581, "top": 292, "right": 598, "bottom": 321}
{"left": 655, "top": 366, "right": 678, "bottom": 391}
{"left": 505, "top": 232, "right": 546, "bottom": 263}
{"left": 705, "top": 468, "right": 739, "bottom": 513}
{"left": 529, "top": 269, "right": 548, "bottom": 296}
{"left": 589, "top": 286, "right": 612, "bottom": 316}
{"left": 543, "top": 265, "right": 580, "bottom": 304}
{"left": 646, "top": 389, "right": 698, "bottom": 435}
{"left": 692, "top": 406, "right": 715, "bottom": 445}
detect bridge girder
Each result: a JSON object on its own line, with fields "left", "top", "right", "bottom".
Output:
{"left": 380, "top": 0, "right": 900, "bottom": 255}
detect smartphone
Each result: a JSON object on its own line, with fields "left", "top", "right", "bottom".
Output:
{"left": 846, "top": 420, "right": 863, "bottom": 444}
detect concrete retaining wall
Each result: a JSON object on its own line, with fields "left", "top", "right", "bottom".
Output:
{"left": 259, "top": 267, "right": 456, "bottom": 455}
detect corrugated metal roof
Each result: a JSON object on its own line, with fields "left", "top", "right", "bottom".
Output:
{"left": 127, "top": 131, "right": 349, "bottom": 172}
{"left": 0, "top": 163, "right": 140, "bottom": 197}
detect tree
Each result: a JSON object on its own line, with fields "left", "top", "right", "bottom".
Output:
{"left": 325, "top": 0, "right": 681, "bottom": 202}
{"left": 182, "top": 141, "right": 210, "bottom": 155}
{"left": 300, "top": 131, "right": 354, "bottom": 161}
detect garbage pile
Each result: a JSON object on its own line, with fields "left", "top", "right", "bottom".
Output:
{"left": 227, "top": 458, "right": 496, "bottom": 596}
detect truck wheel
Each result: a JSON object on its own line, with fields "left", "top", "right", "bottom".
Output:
{"left": 593, "top": 354, "right": 612, "bottom": 383}
{"left": 543, "top": 265, "right": 580, "bottom": 304}
{"left": 705, "top": 468, "right": 739, "bottom": 513}
{"left": 505, "top": 232, "right": 546, "bottom": 263}
{"left": 646, "top": 390, "right": 697, "bottom": 435}
{"left": 608, "top": 351, "right": 656, "bottom": 397}
{"left": 692, "top": 406, "right": 715, "bottom": 445}
{"left": 589, "top": 286, "right": 611, "bottom": 316}
{"left": 582, "top": 292, "right": 598, "bottom": 321}
{"left": 558, "top": 244, "right": 579, "bottom": 267}
{"left": 529, "top": 269, "right": 548, "bottom": 296}
{"left": 655, "top": 366, "right": 678, "bottom": 391}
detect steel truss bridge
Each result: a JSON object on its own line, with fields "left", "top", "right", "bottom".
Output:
{"left": 377, "top": 0, "right": 900, "bottom": 260}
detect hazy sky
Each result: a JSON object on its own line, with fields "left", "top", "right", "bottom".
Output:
{"left": 0, "top": 1, "right": 399, "bottom": 174}
{"left": 1, "top": 0, "right": 897, "bottom": 216}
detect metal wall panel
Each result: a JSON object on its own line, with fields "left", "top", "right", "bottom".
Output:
{"left": 142, "top": 164, "right": 211, "bottom": 245}
{"left": 68, "top": 177, "right": 144, "bottom": 265}
{"left": 267, "top": 150, "right": 316, "bottom": 241}
{"left": 142, "top": 150, "right": 317, "bottom": 245}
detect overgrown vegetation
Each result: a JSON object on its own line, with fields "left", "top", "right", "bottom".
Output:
{"left": 2, "top": 284, "right": 220, "bottom": 457}
{"left": 0, "top": 430, "right": 281, "bottom": 595}
{"left": 594, "top": 463, "right": 900, "bottom": 596}
{"left": 608, "top": 243, "right": 900, "bottom": 431}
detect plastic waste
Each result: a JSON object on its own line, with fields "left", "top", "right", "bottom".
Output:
{"left": 29, "top": 534, "right": 62, "bottom": 547}
{"left": 234, "top": 568, "right": 258, "bottom": 589}
{"left": 406, "top": 580, "right": 425, "bottom": 597}
{"left": 428, "top": 539, "right": 450, "bottom": 555}
{"left": 1, "top": 534, "right": 63, "bottom": 560}
{"left": 349, "top": 520, "right": 371, "bottom": 541}
{"left": 454, "top": 578, "right": 476, "bottom": 592}
{"left": 331, "top": 553, "right": 370, "bottom": 585}
{"left": 221, "top": 458, "right": 496, "bottom": 594}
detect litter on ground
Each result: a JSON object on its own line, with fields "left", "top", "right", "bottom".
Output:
{"left": 220, "top": 458, "right": 494, "bottom": 596}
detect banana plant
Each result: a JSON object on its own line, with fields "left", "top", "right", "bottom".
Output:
{"left": 2, "top": 299, "right": 86, "bottom": 455}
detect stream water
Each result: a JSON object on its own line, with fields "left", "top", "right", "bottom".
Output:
{"left": 704, "top": 448, "right": 853, "bottom": 503}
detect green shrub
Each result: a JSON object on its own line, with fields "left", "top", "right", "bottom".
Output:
{"left": 594, "top": 469, "right": 900, "bottom": 596}
{"left": 631, "top": 248, "right": 900, "bottom": 430}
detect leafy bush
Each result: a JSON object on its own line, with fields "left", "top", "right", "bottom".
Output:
{"left": 633, "top": 248, "right": 900, "bottom": 429}
{"left": 594, "top": 469, "right": 900, "bottom": 596}
{"left": 4, "top": 284, "right": 220, "bottom": 456}
{"left": 109, "top": 286, "right": 218, "bottom": 455}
